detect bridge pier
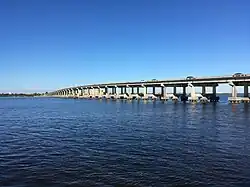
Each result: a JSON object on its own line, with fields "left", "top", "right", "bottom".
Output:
{"left": 183, "top": 86, "right": 186, "bottom": 95}
{"left": 170, "top": 86, "right": 178, "bottom": 102}
{"left": 71, "top": 89, "right": 75, "bottom": 97}
{"left": 76, "top": 88, "right": 81, "bottom": 98}
{"left": 181, "top": 86, "right": 188, "bottom": 102}
{"left": 137, "top": 87, "right": 140, "bottom": 94}
{"left": 78, "top": 88, "right": 82, "bottom": 98}
{"left": 212, "top": 85, "right": 216, "bottom": 97}
{"left": 202, "top": 86, "right": 206, "bottom": 96}
{"left": 142, "top": 85, "right": 148, "bottom": 100}
{"left": 244, "top": 84, "right": 249, "bottom": 97}
{"left": 152, "top": 86, "right": 156, "bottom": 95}
{"left": 242, "top": 84, "right": 250, "bottom": 103}
{"left": 228, "top": 82, "right": 241, "bottom": 103}
{"left": 74, "top": 88, "right": 78, "bottom": 98}
{"left": 187, "top": 83, "right": 198, "bottom": 103}
{"left": 173, "top": 86, "right": 177, "bottom": 95}
{"left": 69, "top": 89, "right": 73, "bottom": 98}
{"left": 160, "top": 85, "right": 168, "bottom": 101}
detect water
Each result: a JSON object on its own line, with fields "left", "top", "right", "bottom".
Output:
{"left": 1, "top": 97, "right": 250, "bottom": 187}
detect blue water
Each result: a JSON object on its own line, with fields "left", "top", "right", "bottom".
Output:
{"left": 0, "top": 97, "right": 250, "bottom": 187}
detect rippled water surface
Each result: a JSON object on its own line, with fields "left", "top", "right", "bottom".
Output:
{"left": 1, "top": 97, "right": 250, "bottom": 187}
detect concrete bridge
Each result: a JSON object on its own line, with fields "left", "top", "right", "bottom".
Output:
{"left": 49, "top": 73, "right": 250, "bottom": 103}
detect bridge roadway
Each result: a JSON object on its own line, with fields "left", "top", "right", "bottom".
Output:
{"left": 49, "top": 74, "right": 250, "bottom": 103}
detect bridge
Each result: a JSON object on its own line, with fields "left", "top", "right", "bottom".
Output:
{"left": 49, "top": 73, "right": 250, "bottom": 103}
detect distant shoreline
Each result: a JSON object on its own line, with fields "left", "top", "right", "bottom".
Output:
{"left": 0, "top": 93, "right": 45, "bottom": 97}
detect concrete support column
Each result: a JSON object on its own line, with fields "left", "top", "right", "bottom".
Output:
{"left": 173, "top": 87, "right": 177, "bottom": 95}
{"left": 213, "top": 85, "right": 217, "bottom": 96}
{"left": 183, "top": 86, "right": 186, "bottom": 96}
{"left": 77, "top": 88, "right": 81, "bottom": 97}
{"left": 132, "top": 87, "right": 134, "bottom": 94}
{"left": 124, "top": 87, "right": 127, "bottom": 94}
{"left": 121, "top": 87, "right": 124, "bottom": 94}
{"left": 94, "top": 88, "right": 97, "bottom": 96}
{"left": 152, "top": 86, "right": 156, "bottom": 95}
{"left": 70, "top": 89, "right": 74, "bottom": 96}
{"left": 137, "top": 87, "right": 140, "bottom": 94}
{"left": 81, "top": 89, "right": 84, "bottom": 95}
{"left": 144, "top": 87, "right": 147, "bottom": 95}
{"left": 161, "top": 86, "right": 166, "bottom": 97}
{"left": 232, "top": 86, "right": 237, "bottom": 98}
{"left": 105, "top": 87, "right": 108, "bottom": 94}
{"left": 79, "top": 87, "right": 83, "bottom": 96}
{"left": 202, "top": 86, "right": 206, "bottom": 95}
{"left": 244, "top": 85, "right": 249, "bottom": 97}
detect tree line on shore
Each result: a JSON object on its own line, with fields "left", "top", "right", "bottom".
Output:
{"left": 0, "top": 92, "right": 48, "bottom": 97}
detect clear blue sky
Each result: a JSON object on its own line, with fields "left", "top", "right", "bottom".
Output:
{"left": 0, "top": 0, "right": 250, "bottom": 93}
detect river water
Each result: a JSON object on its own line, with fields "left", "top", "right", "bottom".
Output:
{"left": 0, "top": 97, "right": 250, "bottom": 187}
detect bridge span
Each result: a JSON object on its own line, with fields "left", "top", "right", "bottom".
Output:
{"left": 49, "top": 73, "right": 250, "bottom": 103}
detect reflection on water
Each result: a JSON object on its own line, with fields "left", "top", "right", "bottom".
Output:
{"left": 0, "top": 97, "right": 250, "bottom": 187}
